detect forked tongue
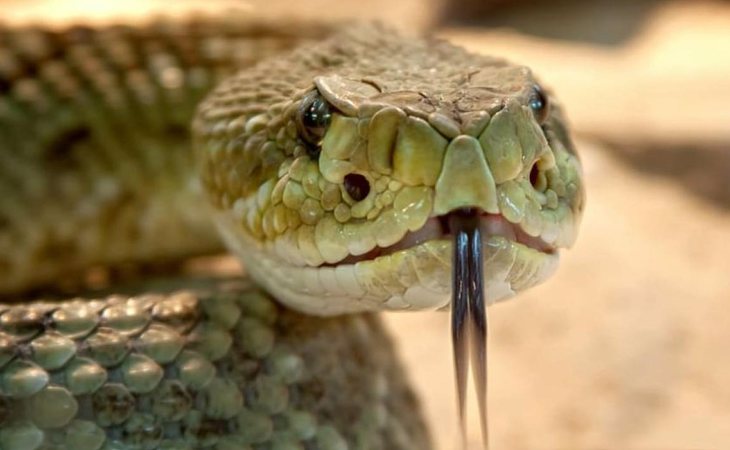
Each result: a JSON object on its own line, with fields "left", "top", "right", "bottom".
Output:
{"left": 450, "top": 209, "right": 489, "bottom": 449}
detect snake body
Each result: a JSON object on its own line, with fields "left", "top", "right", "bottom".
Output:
{"left": 0, "top": 14, "right": 584, "bottom": 450}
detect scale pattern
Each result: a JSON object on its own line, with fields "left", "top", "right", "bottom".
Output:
{"left": 192, "top": 24, "right": 584, "bottom": 313}
{"left": 0, "top": 278, "right": 430, "bottom": 450}
{"left": 0, "top": 16, "right": 332, "bottom": 295}
{"left": 0, "top": 12, "right": 585, "bottom": 449}
{"left": 0, "top": 17, "right": 435, "bottom": 449}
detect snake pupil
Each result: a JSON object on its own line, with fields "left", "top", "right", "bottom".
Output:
{"left": 343, "top": 173, "right": 370, "bottom": 202}
{"left": 529, "top": 85, "right": 549, "bottom": 124}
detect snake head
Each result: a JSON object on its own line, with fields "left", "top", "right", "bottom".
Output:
{"left": 194, "top": 25, "right": 585, "bottom": 315}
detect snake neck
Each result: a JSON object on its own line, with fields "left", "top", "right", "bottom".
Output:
{"left": 0, "top": 16, "right": 336, "bottom": 297}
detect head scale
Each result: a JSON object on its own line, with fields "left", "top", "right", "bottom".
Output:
{"left": 194, "top": 24, "right": 585, "bottom": 315}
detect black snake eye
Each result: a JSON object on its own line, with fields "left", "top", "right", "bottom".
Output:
{"left": 297, "top": 91, "right": 332, "bottom": 156}
{"left": 528, "top": 85, "right": 550, "bottom": 124}
{"left": 343, "top": 173, "right": 370, "bottom": 202}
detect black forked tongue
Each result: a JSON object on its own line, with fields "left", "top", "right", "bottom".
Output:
{"left": 449, "top": 208, "right": 489, "bottom": 449}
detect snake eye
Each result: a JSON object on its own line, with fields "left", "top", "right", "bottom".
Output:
{"left": 297, "top": 91, "right": 332, "bottom": 157}
{"left": 343, "top": 173, "right": 370, "bottom": 202}
{"left": 528, "top": 85, "right": 549, "bottom": 124}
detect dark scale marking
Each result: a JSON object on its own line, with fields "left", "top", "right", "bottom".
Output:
{"left": 164, "top": 123, "right": 191, "bottom": 140}
{"left": 0, "top": 77, "right": 11, "bottom": 95}
{"left": 43, "top": 126, "right": 92, "bottom": 165}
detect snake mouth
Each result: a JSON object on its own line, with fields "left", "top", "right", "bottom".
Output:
{"left": 334, "top": 212, "right": 555, "bottom": 266}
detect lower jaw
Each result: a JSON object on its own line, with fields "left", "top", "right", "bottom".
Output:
{"left": 349, "top": 235, "right": 559, "bottom": 310}
{"left": 226, "top": 227, "right": 558, "bottom": 316}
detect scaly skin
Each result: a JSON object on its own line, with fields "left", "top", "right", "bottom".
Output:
{"left": 0, "top": 17, "right": 432, "bottom": 449}
{"left": 195, "top": 24, "right": 584, "bottom": 314}
{"left": 0, "top": 16, "right": 333, "bottom": 294}
{"left": 0, "top": 277, "right": 429, "bottom": 449}
{"left": 0, "top": 15, "right": 585, "bottom": 450}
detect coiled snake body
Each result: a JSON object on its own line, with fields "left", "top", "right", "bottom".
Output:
{"left": 0, "top": 16, "right": 584, "bottom": 450}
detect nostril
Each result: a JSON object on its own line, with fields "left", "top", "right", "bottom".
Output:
{"left": 343, "top": 173, "right": 370, "bottom": 202}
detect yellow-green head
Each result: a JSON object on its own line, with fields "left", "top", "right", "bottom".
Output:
{"left": 194, "top": 25, "right": 584, "bottom": 315}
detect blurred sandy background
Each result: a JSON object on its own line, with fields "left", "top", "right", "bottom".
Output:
{"left": 4, "top": 0, "right": 730, "bottom": 448}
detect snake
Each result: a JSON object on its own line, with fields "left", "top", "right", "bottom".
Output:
{"left": 0, "top": 13, "right": 584, "bottom": 450}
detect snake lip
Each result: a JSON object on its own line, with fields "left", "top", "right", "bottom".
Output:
{"left": 475, "top": 213, "right": 555, "bottom": 254}
{"left": 334, "top": 212, "right": 554, "bottom": 266}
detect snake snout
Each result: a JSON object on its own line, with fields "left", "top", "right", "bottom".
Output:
{"left": 433, "top": 136, "right": 499, "bottom": 216}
